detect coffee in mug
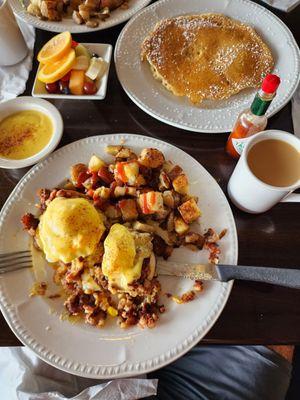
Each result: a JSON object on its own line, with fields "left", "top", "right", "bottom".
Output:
{"left": 227, "top": 130, "right": 300, "bottom": 213}
{"left": 247, "top": 139, "right": 300, "bottom": 187}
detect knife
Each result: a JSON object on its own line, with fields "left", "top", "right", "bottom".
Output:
{"left": 157, "top": 260, "right": 300, "bottom": 289}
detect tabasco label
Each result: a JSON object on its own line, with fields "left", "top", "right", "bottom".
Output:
{"left": 231, "top": 137, "right": 250, "bottom": 155}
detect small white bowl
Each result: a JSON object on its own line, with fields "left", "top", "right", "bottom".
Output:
{"left": 32, "top": 43, "right": 112, "bottom": 100}
{"left": 0, "top": 97, "right": 63, "bottom": 169}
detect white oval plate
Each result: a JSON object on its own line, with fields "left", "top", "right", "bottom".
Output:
{"left": 0, "top": 134, "right": 238, "bottom": 378}
{"left": 115, "top": 0, "right": 300, "bottom": 133}
{"left": 10, "top": 0, "right": 151, "bottom": 33}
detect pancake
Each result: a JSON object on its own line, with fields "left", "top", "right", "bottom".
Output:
{"left": 141, "top": 14, "right": 274, "bottom": 104}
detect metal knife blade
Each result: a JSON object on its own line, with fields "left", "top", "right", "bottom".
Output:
{"left": 157, "top": 260, "right": 220, "bottom": 281}
{"left": 156, "top": 261, "right": 300, "bottom": 290}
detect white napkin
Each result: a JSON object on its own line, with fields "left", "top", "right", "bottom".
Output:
{"left": 292, "top": 84, "right": 300, "bottom": 138}
{"left": 260, "top": 0, "right": 300, "bottom": 12}
{"left": 0, "top": 347, "right": 158, "bottom": 400}
{"left": 0, "top": 21, "right": 35, "bottom": 103}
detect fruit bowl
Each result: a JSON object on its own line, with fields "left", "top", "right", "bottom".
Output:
{"left": 32, "top": 43, "right": 112, "bottom": 100}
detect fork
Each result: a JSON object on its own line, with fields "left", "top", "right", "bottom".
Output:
{"left": 0, "top": 251, "right": 32, "bottom": 274}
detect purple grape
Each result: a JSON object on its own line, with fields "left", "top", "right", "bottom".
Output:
{"left": 45, "top": 82, "right": 59, "bottom": 94}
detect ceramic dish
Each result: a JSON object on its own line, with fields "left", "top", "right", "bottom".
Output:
{"left": 0, "top": 97, "right": 63, "bottom": 169}
{"left": 0, "top": 133, "right": 237, "bottom": 378}
{"left": 32, "top": 44, "right": 112, "bottom": 101}
{"left": 10, "top": 0, "right": 152, "bottom": 33}
{"left": 115, "top": 0, "right": 300, "bottom": 133}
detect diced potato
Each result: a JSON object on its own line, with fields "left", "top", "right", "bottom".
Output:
{"left": 174, "top": 216, "right": 189, "bottom": 235}
{"left": 114, "top": 186, "right": 136, "bottom": 197}
{"left": 69, "top": 70, "right": 85, "bottom": 95}
{"left": 105, "top": 145, "right": 122, "bottom": 155}
{"left": 178, "top": 198, "right": 201, "bottom": 224}
{"left": 27, "top": 3, "right": 42, "bottom": 18}
{"left": 104, "top": 204, "right": 121, "bottom": 220}
{"left": 138, "top": 148, "right": 165, "bottom": 168}
{"left": 123, "top": 162, "right": 139, "bottom": 185}
{"left": 114, "top": 161, "right": 139, "bottom": 185}
{"left": 184, "top": 232, "right": 205, "bottom": 249}
{"left": 162, "top": 190, "right": 174, "bottom": 208}
{"left": 118, "top": 199, "right": 138, "bottom": 221}
{"left": 138, "top": 191, "right": 164, "bottom": 214}
{"left": 168, "top": 165, "right": 183, "bottom": 181}
{"left": 113, "top": 186, "right": 126, "bottom": 197}
{"left": 70, "top": 163, "right": 88, "bottom": 185}
{"left": 172, "top": 174, "right": 189, "bottom": 195}
{"left": 115, "top": 147, "right": 137, "bottom": 160}
{"left": 94, "top": 186, "right": 111, "bottom": 200}
{"left": 88, "top": 155, "right": 106, "bottom": 172}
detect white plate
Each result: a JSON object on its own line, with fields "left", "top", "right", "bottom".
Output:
{"left": 32, "top": 44, "right": 112, "bottom": 100}
{"left": 115, "top": 0, "right": 300, "bottom": 133}
{"left": 0, "top": 97, "right": 63, "bottom": 169}
{"left": 0, "top": 134, "right": 238, "bottom": 378}
{"left": 10, "top": 0, "right": 152, "bottom": 33}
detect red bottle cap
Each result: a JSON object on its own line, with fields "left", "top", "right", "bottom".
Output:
{"left": 261, "top": 74, "right": 281, "bottom": 94}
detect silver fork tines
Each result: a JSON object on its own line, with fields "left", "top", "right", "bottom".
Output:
{"left": 0, "top": 251, "right": 32, "bottom": 274}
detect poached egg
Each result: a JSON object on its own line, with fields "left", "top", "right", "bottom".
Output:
{"left": 102, "top": 223, "right": 153, "bottom": 290}
{"left": 36, "top": 197, "right": 105, "bottom": 263}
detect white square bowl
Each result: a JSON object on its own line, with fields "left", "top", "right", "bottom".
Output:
{"left": 32, "top": 43, "right": 112, "bottom": 100}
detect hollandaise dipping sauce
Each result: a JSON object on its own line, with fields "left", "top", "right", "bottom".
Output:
{"left": 0, "top": 110, "right": 53, "bottom": 159}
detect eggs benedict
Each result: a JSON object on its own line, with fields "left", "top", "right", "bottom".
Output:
{"left": 36, "top": 197, "right": 105, "bottom": 263}
{"left": 102, "top": 223, "right": 153, "bottom": 291}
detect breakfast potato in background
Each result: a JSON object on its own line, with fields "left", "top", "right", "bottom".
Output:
{"left": 27, "top": 0, "right": 129, "bottom": 28}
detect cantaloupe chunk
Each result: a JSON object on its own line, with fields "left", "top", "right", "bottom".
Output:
{"left": 69, "top": 70, "right": 85, "bottom": 95}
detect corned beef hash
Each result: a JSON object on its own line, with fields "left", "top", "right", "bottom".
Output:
{"left": 22, "top": 144, "right": 225, "bottom": 329}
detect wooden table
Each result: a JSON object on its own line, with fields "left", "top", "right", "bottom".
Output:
{"left": 1, "top": 0, "right": 300, "bottom": 346}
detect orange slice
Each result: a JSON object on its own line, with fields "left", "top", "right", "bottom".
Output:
{"left": 37, "top": 32, "right": 72, "bottom": 64}
{"left": 37, "top": 49, "right": 76, "bottom": 83}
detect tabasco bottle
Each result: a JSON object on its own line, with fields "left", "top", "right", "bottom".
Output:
{"left": 226, "top": 74, "right": 281, "bottom": 159}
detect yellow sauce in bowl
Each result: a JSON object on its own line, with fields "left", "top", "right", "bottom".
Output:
{"left": 0, "top": 110, "right": 53, "bottom": 160}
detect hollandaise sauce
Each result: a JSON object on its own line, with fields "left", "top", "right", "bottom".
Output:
{"left": 0, "top": 110, "right": 53, "bottom": 159}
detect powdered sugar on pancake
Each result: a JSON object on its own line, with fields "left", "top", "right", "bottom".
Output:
{"left": 141, "top": 14, "right": 274, "bottom": 104}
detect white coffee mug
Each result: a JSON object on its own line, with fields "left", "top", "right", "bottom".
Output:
{"left": 0, "top": 0, "right": 28, "bottom": 66}
{"left": 227, "top": 130, "right": 300, "bottom": 213}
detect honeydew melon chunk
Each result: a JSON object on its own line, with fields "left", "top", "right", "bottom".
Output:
{"left": 75, "top": 44, "right": 91, "bottom": 60}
